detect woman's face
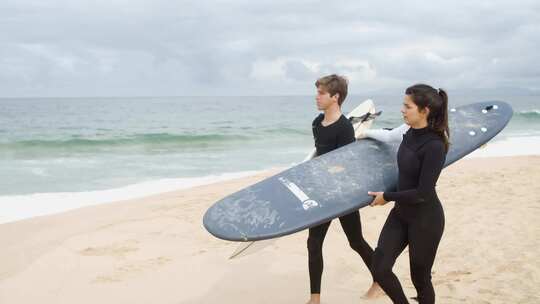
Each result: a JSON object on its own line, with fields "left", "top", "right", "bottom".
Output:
{"left": 401, "top": 95, "right": 429, "bottom": 127}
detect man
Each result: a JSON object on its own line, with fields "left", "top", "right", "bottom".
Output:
{"left": 305, "top": 74, "right": 382, "bottom": 304}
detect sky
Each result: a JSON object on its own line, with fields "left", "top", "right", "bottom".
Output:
{"left": 1, "top": 0, "right": 539, "bottom": 97}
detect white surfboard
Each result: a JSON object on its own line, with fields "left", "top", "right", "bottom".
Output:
{"left": 230, "top": 99, "right": 378, "bottom": 259}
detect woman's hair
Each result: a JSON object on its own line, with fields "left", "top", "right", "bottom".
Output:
{"left": 405, "top": 84, "right": 450, "bottom": 152}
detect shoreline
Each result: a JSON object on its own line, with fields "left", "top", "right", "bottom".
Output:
{"left": 2, "top": 143, "right": 540, "bottom": 225}
{"left": 0, "top": 168, "right": 284, "bottom": 225}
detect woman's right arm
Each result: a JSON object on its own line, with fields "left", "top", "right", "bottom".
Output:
{"left": 363, "top": 124, "right": 409, "bottom": 142}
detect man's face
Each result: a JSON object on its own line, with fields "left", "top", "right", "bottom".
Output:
{"left": 316, "top": 86, "right": 338, "bottom": 111}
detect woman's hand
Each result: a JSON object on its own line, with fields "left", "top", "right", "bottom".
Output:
{"left": 368, "top": 191, "right": 388, "bottom": 207}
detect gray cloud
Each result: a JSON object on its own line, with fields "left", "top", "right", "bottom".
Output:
{"left": 0, "top": 0, "right": 538, "bottom": 96}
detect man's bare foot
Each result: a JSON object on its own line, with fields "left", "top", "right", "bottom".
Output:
{"left": 305, "top": 293, "right": 321, "bottom": 304}
{"left": 362, "top": 282, "right": 385, "bottom": 299}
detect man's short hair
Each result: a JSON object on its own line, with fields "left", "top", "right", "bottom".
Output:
{"left": 315, "top": 74, "right": 348, "bottom": 106}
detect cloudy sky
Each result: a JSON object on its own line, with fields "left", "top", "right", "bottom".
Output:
{"left": 1, "top": 0, "right": 539, "bottom": 97}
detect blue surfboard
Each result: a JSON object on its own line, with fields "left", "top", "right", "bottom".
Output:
{"left": 203, "top": 101, "right": 513, "bottom": 241}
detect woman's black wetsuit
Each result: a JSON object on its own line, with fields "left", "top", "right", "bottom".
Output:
{"left": 308, "top": 114, "right": 374, "bottom": 294}
{"left": 372, "top": 126, "right": 446, "bottom": 304}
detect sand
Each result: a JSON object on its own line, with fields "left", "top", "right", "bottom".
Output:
{"left": 1, "top": 156, "right": 539, "bottom": 303}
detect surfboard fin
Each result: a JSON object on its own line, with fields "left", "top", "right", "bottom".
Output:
{"left": 229, "top": 239, "right": 276, "bottom": 259}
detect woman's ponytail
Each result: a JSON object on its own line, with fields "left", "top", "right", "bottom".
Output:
{"left": 436, "top": 88, "right": 450, "bottom": 152}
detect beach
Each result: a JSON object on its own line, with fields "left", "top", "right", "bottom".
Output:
{"left": 1, "top": 155, "right": 539, "bottom": 303}
{"left": 2, "top": 0, "right": 539, "bottom": 302}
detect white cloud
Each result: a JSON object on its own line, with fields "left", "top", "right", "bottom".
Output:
{"left": 249, "top": 58, "right": 287, "bottom": 81}
{"left": 0, "top": 0, "right": 538, "bottom": 96}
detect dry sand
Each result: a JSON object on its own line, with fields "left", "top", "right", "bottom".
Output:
{"left": 1, "top": 156, "right": 539, "bottom": 303}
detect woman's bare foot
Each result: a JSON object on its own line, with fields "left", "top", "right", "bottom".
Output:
{"left": 362, "top": 282, "right": 385, "bottom": 299}
{"left": 305, "top": 293, "right": 321, "bottom": 304}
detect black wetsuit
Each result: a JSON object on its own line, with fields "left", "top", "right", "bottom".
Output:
{"left": 373, "top": 127, "right": 446, "bottom": 304}
{"left": 308, "top": 113, "right": 374, "bottom": 294}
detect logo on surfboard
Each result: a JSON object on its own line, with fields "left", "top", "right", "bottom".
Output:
{"left": 278, "top": 177, "right": 319, "bottom": 210}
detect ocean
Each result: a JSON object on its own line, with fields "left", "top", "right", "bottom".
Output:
{"left": 1, "top": 94, "right": 539, "bottom": 223}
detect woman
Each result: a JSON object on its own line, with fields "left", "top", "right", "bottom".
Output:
{"left": 367, "top": 84, "right": 449, "bottom": 304}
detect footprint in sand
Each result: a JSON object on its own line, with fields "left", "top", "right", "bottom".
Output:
{"left": 478, "top": 288, "right": 502, "bottom": 296}
{"left": 78, "top": 240, "right": 139, "bottom": 259}
{"left": 92, "top": 256, "right": 172, "bottom": 284}
{"left": 434, "top": 270, "right": 472, "bottom": 285}
{"left": 446, "top": 270, "right": 472, "bottom": 278}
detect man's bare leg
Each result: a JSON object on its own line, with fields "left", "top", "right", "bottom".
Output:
{"left": 363, "top": 282, "right": 385, "bottom": 299}
{"left": 305, "top": 293, "right": 321, "bottom": 304}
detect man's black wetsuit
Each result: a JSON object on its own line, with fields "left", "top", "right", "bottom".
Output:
{"left": 308, "top": 113, "right": 374, "bottom": 294}
{"left": 372, "top": 126, "right": 446, "bottom": 304}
